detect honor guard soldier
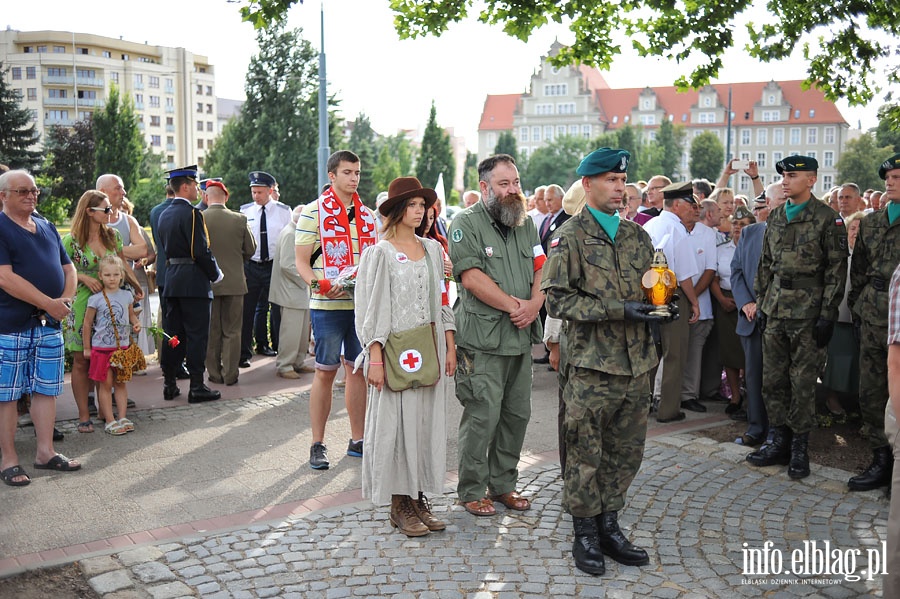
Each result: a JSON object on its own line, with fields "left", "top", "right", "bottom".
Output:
{"left": 749, "top": 155, "right": 848, "bottom": 479}
{"left": 542, "top": 148, "right": 677, "bottom": 576}
{"left": 157, "top": 165, "right": 224, "bottom": 403}
{"left": 846, "top": 152, "right": 900, "bottom": 491}
{"left": 240, "top": 171, "right": 292, "bottom": 365}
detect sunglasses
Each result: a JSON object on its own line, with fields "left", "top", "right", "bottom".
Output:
{"left": 89, "top": 206, "right": 112, "bottom": 214}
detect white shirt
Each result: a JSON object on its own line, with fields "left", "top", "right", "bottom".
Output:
{"left": 685, "top": 222, "right": 718, "bottom": 320}
{"left": 642, "top": 210, "right": 699, "bottom": 283}
{"left": 716, "top": 239, "right": 737, "bottom": 292}
{"left": 240, "top": 200, "right": 292, "bottom": 263}
{"left": 528, "top": 208, "right": 548, "bottom": 228}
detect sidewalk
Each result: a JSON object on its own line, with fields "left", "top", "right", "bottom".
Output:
{"left": 0, "top": 358, "right": 889, "bottom": 597}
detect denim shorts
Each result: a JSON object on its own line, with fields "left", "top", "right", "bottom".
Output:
{"left": 310, "top": 309, "right": 362, "bottom": 370}
{"left": 0, "top": 325, "right": 65, "bottom": 402}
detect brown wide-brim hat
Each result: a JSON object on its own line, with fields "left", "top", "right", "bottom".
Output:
{"left": 379, "top": 177, "right": 438, "bottom": 216}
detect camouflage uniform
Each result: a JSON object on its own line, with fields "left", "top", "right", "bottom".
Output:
{"left": 849, "top": 209, "right": 900, "bottom": 449}
{"left": 541, "top": 210, "right": 657, "bottom": 517}
{"left": 755, "top": 198, "right": 848, "bottom": 434}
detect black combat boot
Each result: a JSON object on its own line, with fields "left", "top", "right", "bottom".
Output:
{"left": 596, "top": 511, "right": 649, "bottom": 566}
{"left": 188, "top": 377, "right": 221, "bottom": 403}
{"left": 162, "top": 374, "right": 180, "bottom": 401}
{"left": 787, "top": 432, "right": 810, "bottom": 479}
{"left": 572, "top": 516, "right": 606, "bottom": 575}
{"left": 746, "top": 425, "right": 792, "bottom": 467}
{"left": 848, "top": 446, "right": 894, "bottom": 491}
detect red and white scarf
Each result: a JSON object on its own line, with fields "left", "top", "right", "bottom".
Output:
{"left": 317, "top": 188, "right": 377, "bottom": 279}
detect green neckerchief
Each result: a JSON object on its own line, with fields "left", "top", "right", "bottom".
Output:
{"left": 587, "top": 205, "right": 620, "bottom": 242}
{"left": 784, "top": 199, "right": 809, "bottom": 223}
{"left": 888, "top": 201, "right": 900, "bottom": 226}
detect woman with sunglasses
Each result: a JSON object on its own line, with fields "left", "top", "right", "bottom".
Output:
{"left": 61, "top": 190, "right": 142, "bottom": 433}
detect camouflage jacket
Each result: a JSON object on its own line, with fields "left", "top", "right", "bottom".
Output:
{"left": 849, "top": 207, "right": 900, "bottom": 327}
{"left": 754, "top": 196, "right": 848, "bottom": 321}
{"left": 540, "top": 209, "right": 657, "bottom": 377}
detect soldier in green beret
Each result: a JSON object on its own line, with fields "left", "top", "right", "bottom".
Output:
{"left": 542, "top": 147, "right": 677, "bottom": 576}
{"left": 749, "top": 155, "right": 848, "bottom": 479}
{"left": 845, "top": 152, "right": 900, "bottom": 491}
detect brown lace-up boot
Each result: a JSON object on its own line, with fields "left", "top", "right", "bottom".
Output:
{"left": 390, "top": 495, "right": 429, "bottom": 537}
{"left": 411, "top": 492, "right": 446, "bottom": 531}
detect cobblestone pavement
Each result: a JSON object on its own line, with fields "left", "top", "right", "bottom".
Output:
{"left": 76, "top": 436, "right": 888, "bottom": 598}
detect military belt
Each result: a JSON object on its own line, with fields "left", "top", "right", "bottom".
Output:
{"left": 167, "top": 258, "right": 194, "bottom": 265}
{"left": 774, "top": 274, "right": 822, "bottom": 290}
{"left": 871, "top": 277, "right": 888, "bottom": 292}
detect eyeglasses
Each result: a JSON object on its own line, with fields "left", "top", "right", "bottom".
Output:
{"left": 4, "top": 188, "right": 41, "bottom": 197}
{"left": 89, "top": 206, "right": 112, "bottom": 214}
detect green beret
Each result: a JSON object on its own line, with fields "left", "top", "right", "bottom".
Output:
{"left": 576, "top": 147, "right": 630, "bottom": 177}
{"left": 879, "top": 152, "right": 900, "bottom": 179}
{"left": 661, "top": 181, "right": 696, "bottom": 204}
{"left": 733, "top": 205, "right": 755, "bottom": 221}
{"left": 775, "top": 155, "right": 818, "bottom": 174}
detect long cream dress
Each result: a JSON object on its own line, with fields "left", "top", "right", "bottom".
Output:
{"left": 354, "top": 238, "right": 455, "bottom": 506}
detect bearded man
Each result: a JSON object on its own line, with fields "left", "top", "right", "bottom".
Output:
{"left": 449, "top": 153, "right": 547, "bottom": 517}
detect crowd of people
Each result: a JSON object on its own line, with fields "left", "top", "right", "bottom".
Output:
{"left": 2, "top": 146, "right": 900, "bottom": 585}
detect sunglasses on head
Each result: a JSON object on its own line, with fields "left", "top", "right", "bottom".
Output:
{"left": 89, "top": 206, "right": 112, "bottom": 214}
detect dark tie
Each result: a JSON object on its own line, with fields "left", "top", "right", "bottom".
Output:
{"left": 540, "top": 214, "right": 553, "bottom": 239}
{"left": 259, "top": 205, "right": 269, "bottom": 261}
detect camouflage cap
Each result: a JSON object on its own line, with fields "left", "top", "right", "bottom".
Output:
{"left": 661, "top": 181, "right": 696, "bottom": 204}
{"left": 775, "top": 155, "right": 818, "bottom": 174}
{"left": 576, "top": 148, "right": 630, "bottom": 177}
{"left": 878, "top": 152, "right": 900, "bottom": 180}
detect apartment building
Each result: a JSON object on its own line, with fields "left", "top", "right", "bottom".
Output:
{"left": 479, "top": 42, "right": 851, "bottom": 194}
{"left": 0, "top": 28, "right": 219, "bottom": 169}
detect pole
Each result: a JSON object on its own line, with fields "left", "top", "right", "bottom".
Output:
{"left": 725, "top": 86, "right": 733, "bottom": 187}
{"left": 316, "top": 1, "right": 330, "bottom": 192}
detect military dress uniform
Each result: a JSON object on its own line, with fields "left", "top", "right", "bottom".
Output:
{"left": 751, "top": 156, "right": 847, "bottom": 478}
{"left": 450, "top": 198, "right": 543, "bottom": 506}
{"left": 846, "top": 152, "right": 900, "bottom": 491}
{"left": 158, "top": 166, "right": 223, "bottom": 402}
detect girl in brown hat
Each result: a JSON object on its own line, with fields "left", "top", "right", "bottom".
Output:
{"left": 354, "top": 177, "right": 457, "bottom": 537}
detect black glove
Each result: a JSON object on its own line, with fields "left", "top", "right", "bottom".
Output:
{"left": 757, "top": 310, "right": 767, "bottom": 333}
{"left": 852, "top": 317, "right": 862, "bottom": 343}
{"left": 666, "top": 300, "right": 680, "bottom": 321}
{"left": 624, "top": 300, "right": 671, "bottom": 323}
{"left": 814, "top": 318, "right": 835, "bottom": 348}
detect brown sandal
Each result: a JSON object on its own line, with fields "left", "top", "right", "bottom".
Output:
{"left": 462, "top": 497, "right": 495, "bottom": 516}
{"left": 490, "top": 491, "right": 531, "bottom": 511}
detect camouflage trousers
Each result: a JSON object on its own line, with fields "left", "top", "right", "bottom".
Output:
{"left": 762, "top": 317, "right": 824, "bottom": 434}
{"left": 562, "top": 366, "right": 650, "bottom": 517}
{"left": 859, "top": 320, "right": 889, "bottom": 449}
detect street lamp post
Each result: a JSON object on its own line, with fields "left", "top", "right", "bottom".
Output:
{"left": 316, "top": 1, "right": 330, "bottom": 191}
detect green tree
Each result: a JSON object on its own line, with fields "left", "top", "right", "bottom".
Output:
{"left": 615, "top": 125, "right": 641, "bottom": 180}
{"left": 637, "top": 142, "right": 663, "bottom": 182}
{"left": 416, "top": 101, "right": 455, "bottom": 199}
{"left": 521, "top": 134, "right": 589, "bottom": 191}
{"left": 494, "top": 130, "right": 517, "bottom": 161}
{"left": 348, "top": 112, "right": 378, "bottom": 205}
{"left": 874, "top": 105, "right": 900, "bottom": 153}
{"left": 589, "top": 131, "right": 620, "bottom": 151}
{"left": 372, "top": 142, "right": 401, "bottom": 195}
{"left": 689, "top": 131, "right": 725, "bottom": 181}
{"left": 34, "top": 161, "right": 70, "bottom": 224}
{"left": 93, "top": 84, "right": 143, "bottom": 190}
{"left": 462, "top": 151, "right": 478, "bottom": 190}
{"left": 657, "top": 118, "right": 685, "bottom": 179}
{"left": 836, "top": 134, "right": 895, "bottom": 192}
{"left": 204, "top": 24, "right": 343, "bottom": 207}
{"left": 43, "top": 121, "right": 95, "bottom": 217}
{"left": 128, "top": 151, "right": 166, "bottom": 224}
{"left": 0, "top": 62, "right": 42, "bottom": 170}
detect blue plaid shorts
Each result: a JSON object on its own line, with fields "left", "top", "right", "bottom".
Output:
{"left": 0, "top": 325, "right": 65, "bottom": 402}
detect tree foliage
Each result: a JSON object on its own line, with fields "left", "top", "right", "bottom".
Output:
{"left": 494, "top": 130, "right": 518, "bottom": 161}
{"left": 689, "top": 132, "right": 725, "bottom": 182}
{"left": 462, "top": 150, "right": 478, "bottom": 191}
{"left": 93, "top": 84, "right": 144, "bottom": 191}
{"left": 836, "top": 134, "right": 895, "bottom": 193}
{"left": 656, "top": 119, "right": 686, "bottom": 180}
{"left": 416, "top": 102, "right": 455, "bottom": 199}
{"left": 348, "top": 113, "right": 378, "bottom": 205}
{"left": 204, "top": 23, "right": 343, "bottom": 207}
{"left": 521, "top": 134, "right": 590, "bottom": 191}
{"left": 874, "top": 105, "right": 900, "bottom": 154}
{"left": 372, "top": 142, "right": 401, "bottom": 196}
{"left": 0, "top": 62, "right": 42, "bottom": 171}
{"left": 43, "top": 121, "right": 95, "bottom": 217}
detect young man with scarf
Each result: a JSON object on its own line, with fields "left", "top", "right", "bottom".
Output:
{"left": 295, "top": 151, "right": 378, "bottom": 470}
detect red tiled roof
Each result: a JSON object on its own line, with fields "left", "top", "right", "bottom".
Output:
{"left": 479, "top": 80, "right": 848, "bottom": 133}
{"left": 478, "top": 94, "right": 520, "bottom": 131}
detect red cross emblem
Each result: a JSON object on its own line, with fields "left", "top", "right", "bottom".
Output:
{"left": 400, "top": 349, "right": 423, "bottom": 372}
